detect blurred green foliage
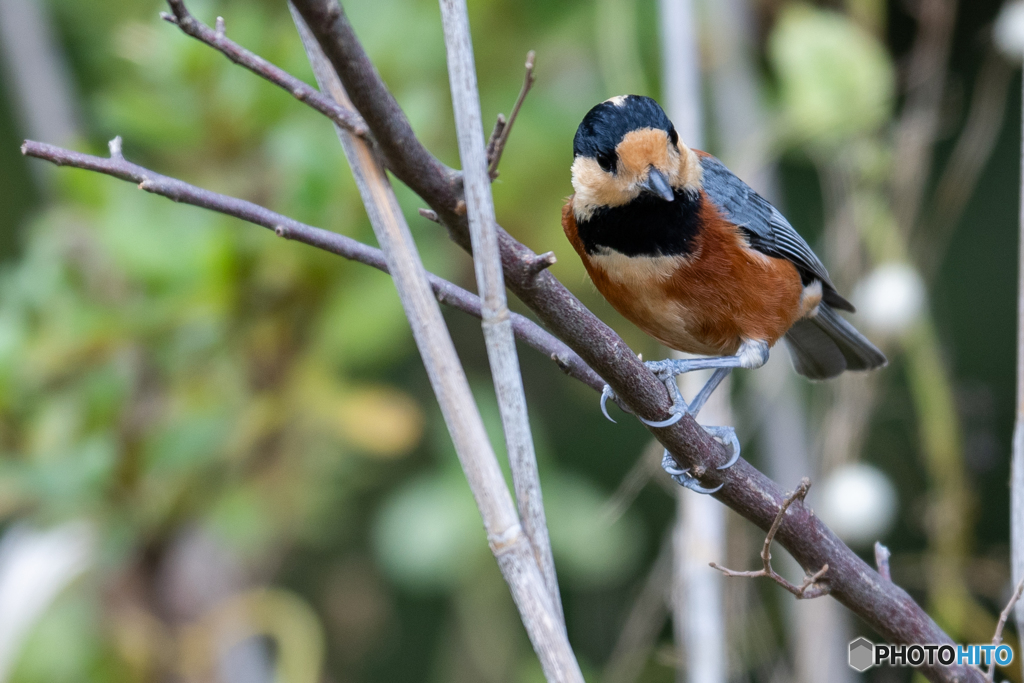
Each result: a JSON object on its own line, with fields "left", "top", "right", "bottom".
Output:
{"left": 0, "top": 0, "right": 1017, "bottom": 681}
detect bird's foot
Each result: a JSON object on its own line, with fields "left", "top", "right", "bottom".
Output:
{"left": 660, "top": 450, "right": 723, "bottom": 494}
{"left": 703, "top": 425, "right": 741, "bottom": 471}
{"left": 637, "top": 373, "right": 688, "bottom": 427}
{"left": 602, "top": 373, "right": 690, "bottom": 426}
{"left": 659, "top": 425, "right": 740, "bottom": 495}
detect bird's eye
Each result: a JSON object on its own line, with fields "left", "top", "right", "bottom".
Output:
{"left": 668, "top": 126, "right": 679, "bottom": 147}
{"left": 596, "top": 151, "right": 617, "bottom": 173}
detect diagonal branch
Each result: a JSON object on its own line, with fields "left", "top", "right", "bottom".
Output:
{"left": 710, "top": 478, "right": 829, "bottom": 599}
{"left": 20, "top": 138, "right": 604, "bottom": 395}
{"left": 160, "top": 0, "right": 367, "bottom": 137}
{"left": 288, "top": 7, "right": 582, "bottom": 681}
{"left": 439, "top": 0, "right": 561, "bottom": 622}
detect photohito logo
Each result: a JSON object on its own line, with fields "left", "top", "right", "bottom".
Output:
{"left": 848, "top": 638, "right": 1014, "bottom": 671}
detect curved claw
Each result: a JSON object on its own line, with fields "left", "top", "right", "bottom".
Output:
{"left": 600, "top": 385, "right": 618, "bottom": 424}
{"left": 660, "top": 450, "right": 687, "bottom": 476}
{"left": 639, "top": 411, "right": 684, "bottom": 428}
{"left": 679, "top": 475, "right": 724, "bottom": 495}
{"left": 703, "top": 425, "right": 741, "bottom": 470}
{"left": 660, "top": 450, "right": 723, "bottom": 494}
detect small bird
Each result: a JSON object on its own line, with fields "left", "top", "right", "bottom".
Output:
{"left": 563, "top": 95, "right": 886, "bottom": 493}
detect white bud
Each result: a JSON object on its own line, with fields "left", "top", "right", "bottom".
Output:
{"left": 816, "top": 464, "right": 897, "bottom": 548}
{"left": 851, "top": 262, "right": 926, "bottom": 337}
{"left": 996, "top": 1, "right": 1024, "bottom": 61}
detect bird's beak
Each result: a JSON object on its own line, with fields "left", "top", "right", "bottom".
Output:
{"left": 639, "top": 167, "right": 674, "bottom": 201}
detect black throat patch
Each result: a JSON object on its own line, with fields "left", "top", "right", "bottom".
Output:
{"left": 576, "top": 189, "right": 701, "bottom": 257}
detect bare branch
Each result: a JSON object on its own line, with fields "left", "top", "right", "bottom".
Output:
{"left": 439, "top": 0, "right": 561, "bottom": 624}
{"left": 986, "top": 578, "right": 1024, "bottom": 681}
{"left": 289, "top": 7, "right": 582, "bottom": 681}
{"left": 710, "top": 479, "right": 830, "bottom": 600}
{"left": 487, "top": 50, "right": 536, "bottom": 179}
{"left": 20, "top": 139, "right": 604, "bottom": 395}
{"left": 161, "top": 0, "right": 368, "bottom": 137}
{"left": 418, "top": 207, "right": 440, "bottom": 223}
{"left": 875, "top": 541, "right": 892, "bottom": 582}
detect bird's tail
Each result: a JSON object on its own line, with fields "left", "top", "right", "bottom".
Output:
{"left": 783, "top": 304, "right": 887, "bottom": 380}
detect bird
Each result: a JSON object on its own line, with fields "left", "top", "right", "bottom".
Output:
{"left": 563, "top": 95, "right": 886, "bottom": 493}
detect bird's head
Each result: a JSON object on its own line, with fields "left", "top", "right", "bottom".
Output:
{"left": 571, "top": 95, "right": 702, "bottom": 221}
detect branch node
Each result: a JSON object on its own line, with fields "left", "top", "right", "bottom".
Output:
{"left": 485, "top": 113, "right": 506, "bottom": 164}
{"left": 274, "top": 225, "right": 286, "bottom": 237}
{"left": 874, "top": 541, "right": 892, "bottom": 582}
{"left": 710, "top": 477, "right": 829, "bottom": 599}
{"left": 551, "top": 352, "right": 570, "bottom": 371}
{"left": 159, "top": 11, "right": 177, "bottom": 24}
{"left": 214, "top": 16, "right": 225, "bottom": 38}
{"left": 455, "top": 200, "right": 467, "bottom": 216}
{"left": 418, "top": 208, "right": 440, "bottom": 223}
{"left": 108, "top": 136, "right": 124, "bottom": 160}
{"left": 525, "top": 251, "right": 557, "bottom": 277}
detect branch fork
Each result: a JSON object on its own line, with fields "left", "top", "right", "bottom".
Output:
{"left": 709, "top": 478, "right": 830, "bottom": 599}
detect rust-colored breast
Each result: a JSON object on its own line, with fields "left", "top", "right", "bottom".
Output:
{"left": 562, "top": 194, "right": 805, "bottom": 356}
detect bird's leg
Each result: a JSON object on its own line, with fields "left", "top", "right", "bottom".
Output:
{"left": 600, "top": 341, "right": 765, "bottom": 490}
{"left": 599, "top": 341, "right": 768, "bottom": 425}
{"left": 637, "top": 340, "right": 768, "bottom": 427}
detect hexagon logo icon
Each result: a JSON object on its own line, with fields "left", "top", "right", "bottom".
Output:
{"left": 849, "top": 637, "right": 874, "bottom": 672}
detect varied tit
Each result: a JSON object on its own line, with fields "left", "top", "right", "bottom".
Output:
{"left": 563, "top": 95, "right": 886, "bottom": 493}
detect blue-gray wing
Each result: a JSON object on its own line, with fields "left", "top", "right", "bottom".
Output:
{"left": 698, "top": 154, "right": 854, "bottom": 312}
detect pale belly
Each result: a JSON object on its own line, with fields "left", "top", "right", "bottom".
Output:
{"left": 587, "top": 249, "right": 731, "bottom": 356}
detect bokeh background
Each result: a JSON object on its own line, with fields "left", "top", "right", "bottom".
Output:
{"left": 0, "top": 0, "right": 1019, "bottom": 681}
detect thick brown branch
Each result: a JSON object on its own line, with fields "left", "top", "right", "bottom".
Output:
{"left": 487, "top": 50, "right": 535, "bottom": 179}
{"left": 21, "top": 138, "right": 604, "bottom": 395}
{"left": 710, "top": 478, "right": 830, "bottom": 599}
{"left": 161, "top": 0, "right": 368, "bottom": 137}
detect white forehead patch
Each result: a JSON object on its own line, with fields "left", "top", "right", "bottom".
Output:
{"left": 604, "top": 95, "right": 628, "bottom": 107}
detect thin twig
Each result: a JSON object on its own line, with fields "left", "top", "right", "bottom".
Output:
{"left": 20, "top": 139, "right": 605, "bottom": 395}
{"left": 487, "top": 50, "right": 535, "bottom": 179}
{"left": 289, "top": 7, "right": 581, "bottom": 681}
{"left": 438, "top": 0, "right": 562, "bottom": 625}
{"left": 161, "top": 0, "right": 368, "bottom": 137}
{"left": 710, "top": 478, "right": 830, "bottom": 599}
{"left": 875, "top": 541, "right": 892, "bottom": 582}
{"left": 983, "top": 578, "right": 1024, "bottom": 681}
